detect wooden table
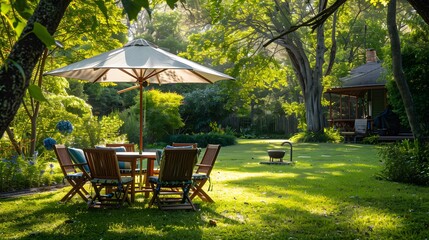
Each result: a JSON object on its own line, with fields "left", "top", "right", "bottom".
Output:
{"left": 116, "top": 151, "right": 157, "bottom": 202}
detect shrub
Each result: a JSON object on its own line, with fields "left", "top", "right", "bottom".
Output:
{"left": 168, "top": 133, "right": 236, "bottom": 148}
{"left": 0, "top": 155, "right": 46, "bottom": 192}
{"left": 362, "top": 135, "right": 380, "bottom": 144}
{"left": 289, "top": 128, "right": 342, "bottom": 143}
{"left": 378, "top": 140, "right": 429, "bottom": 186}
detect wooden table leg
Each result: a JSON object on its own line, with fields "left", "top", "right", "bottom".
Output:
{"left": 145, "top": 157, "right": 155, "bottom": 198}
{"left": 130, "top": 157, "right": 136, "bottom": 203}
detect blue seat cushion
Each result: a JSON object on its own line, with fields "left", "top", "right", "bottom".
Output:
{"left": 157, "top": 145, "right": 197, "bottom": 166}
{"left": 68, "top": 147, "right": 90, "bottom": 173}
{"left": 95, "top": 146, "right": 126, "bottom": 152}
{"left": 155, "top": 149, "right": 163, "bottom": 166}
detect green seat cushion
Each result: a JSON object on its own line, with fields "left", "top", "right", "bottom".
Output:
{"left": 91, "top": 176, "right": 133, "bottom": 185}
{"left": 148, "top": 176, "right": 192, "bottom": 186}
{"left": 68, "top": 147, "right": 90, "bottom": 173}
{"left": 192, "top": 173, "right": 208, "bottom": 180}
{"left": 65, "top": 172, "right": 85, "bottom": 179}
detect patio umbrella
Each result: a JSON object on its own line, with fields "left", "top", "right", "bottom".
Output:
{"left": 45, "top": 39, "right": 233, "bottom": 151}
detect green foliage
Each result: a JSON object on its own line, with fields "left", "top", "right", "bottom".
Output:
{"left": 184, "top": 21, "right": 289, "bottom": 116}
{"left": 0, "top": 152, "right": 61, "bottom": 192}
{"left": 120, "top": 89, "right": 184, "bottom": 145}
{"left": 385, "top": 18, "right": 429, "bottom": 135}
{"left": 83, "top": 83, "right": 136, "bottom": 116}
{"left": 168, "top": 132, "right": 236, "bottom": 148}
{"left": 282, "top": 101, "right": 306, "bottom": 131}
{"left": 378, "top": 140, "right": 429, "bottom": 186}
{"left": 169, "top": 121, "right": 236, "bottom": 147}
{"left": 362, "top": 134, "right": 380, "bottom": 144}
{"left": 74, "top": 113, "right": 126, "bottom": 148}
{"left": 180, "top": 85, "right": 231, "bottom": 133}
{"left": 289, "top": 128, "right": 342, "bottom": 143}
{"left": 32, "top": 22, "right": 55, "bottom": 49}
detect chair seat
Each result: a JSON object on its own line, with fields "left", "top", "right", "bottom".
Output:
{"left": 54, "top": 145, "right": 90, "bottom": 203}
{"left": 65, "top": 172, "right": 85, "bottom": 179}
{"left": 192, "top": 173, "right": 208, "bottom": 180}
{"left": 120, "top": 168, "right": 147, "bottom": 174}
{"left": 149, "top": 176, "right": 192, "bottom": 186}
{"left": 91, "top": 177, "right": 133, "bottom": 185}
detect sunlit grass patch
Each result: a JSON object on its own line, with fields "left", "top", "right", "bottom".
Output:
{"left": 1, "top": 140, "right": 429, "bottom": 239}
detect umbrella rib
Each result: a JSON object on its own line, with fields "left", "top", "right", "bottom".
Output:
{"left": 145, "top": 69, "right": 167, "bottom": 79}
{"left": 189, "top": 70, "right": 214, "bottom": 84}
{"left": 93, "top": 69, "right": 110, "bottom": 83}
{"left": 119, "top": 69, "right": 139, "bottom": 80}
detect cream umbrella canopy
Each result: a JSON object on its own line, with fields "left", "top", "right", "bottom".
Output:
{"left": 45, "top": 39, "right": 233, "bottom": 151}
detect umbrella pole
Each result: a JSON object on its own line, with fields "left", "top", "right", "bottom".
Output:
{"left": 139, "top": 82, "right": 143, "bottom": 154}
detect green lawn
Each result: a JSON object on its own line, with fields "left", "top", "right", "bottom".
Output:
{"left": 1, "top": 139, "right": 428, "bottom": 239}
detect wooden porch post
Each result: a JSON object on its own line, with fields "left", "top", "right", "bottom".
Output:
{"left": 329, "top": 93, "right": 332, "bottom": 127}
{"left": 348, "top": 95, "right": 351, "bottom": 119}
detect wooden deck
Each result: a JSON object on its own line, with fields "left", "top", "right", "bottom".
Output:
{"left": 377, "top": 133, "right": 414, "bottom": 142}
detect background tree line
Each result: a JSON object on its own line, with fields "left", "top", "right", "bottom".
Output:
{"left": 1, "top": 0, "right": 429, "bottom": 156}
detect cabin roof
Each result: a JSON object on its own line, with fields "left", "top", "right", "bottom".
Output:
{"left": 326, "top": 61, "right": 386, "bottom": 97}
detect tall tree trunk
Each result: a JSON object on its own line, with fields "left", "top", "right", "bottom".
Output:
{"left": 0, "top": 0, "right": 70, "bottom": 137}
{"left": 387, "top": 0, "right": 423, "bottom": 141}
{"left": 28, "top": 49, "right": 48, "bottom": 155}
{"left": 280, "top": 0, "right": 326, "bottom": 133}
{"left": 5, "top": 127, "right": 22, "bottom": 155}
{"left": 406, "top": 0, "right": 429, "bottom": 25}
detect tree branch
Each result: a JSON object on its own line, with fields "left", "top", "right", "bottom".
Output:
{"left": 263, "top": 0, "right": 347, "bottom": 47}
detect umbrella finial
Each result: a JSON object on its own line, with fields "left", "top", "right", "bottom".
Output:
{"left": 124, "top": 39, "right": 158, "bottom": 48}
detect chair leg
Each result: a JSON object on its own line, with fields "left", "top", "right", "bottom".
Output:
{"left": 119, "top": 183, "right": 132, "bottom": 207}
{"left": 190, "top": 179, "right": 214, "bottom": 203}
{"left": 61, "top": 178, "right": 88, "bottom": 203}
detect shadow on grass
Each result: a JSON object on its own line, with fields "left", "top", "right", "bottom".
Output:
{"left": 1, "top": 188, "right": 246, "bottom": 239}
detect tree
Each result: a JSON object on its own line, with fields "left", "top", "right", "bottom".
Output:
{"left": 0, "top": 0, "right": 70, "bottom": 139}
{"left": 265, "top": 0, "right": 429, "bottom": 139}
{"left": 0, "top": 0, "right": 180, "bottom": 139}
{"left": 386, "top": 0, "right": 423, "bottom": 140}
{"left": 1, "top": 0, "right": 127, "bottom": 156}
{"left": 200, "top": 0, "right": 331, "bottom": 133}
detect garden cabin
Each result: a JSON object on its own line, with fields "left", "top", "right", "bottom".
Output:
{"left": 325, "top": 49, "right": 388, "bottom": 132}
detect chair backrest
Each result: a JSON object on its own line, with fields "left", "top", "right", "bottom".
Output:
{"left": 106, "top": 143, "right": 135, "bottom": 152}
{"left": 83, "top": 148, "right": 121, "bottom": 180}
{"left": 172, "top": 142, "right": 198, "bottom": 148}
{"left": 195, "top": 144, "right": 221, "bottom": 176}
{"left": 159, "top": 148, "right": 198, "bottom": 182}
{"left": 53, "top": 144, "right": 77, "bottom": 175}
{"left": 354, "top": 119, "right": 368, "bottom": 134}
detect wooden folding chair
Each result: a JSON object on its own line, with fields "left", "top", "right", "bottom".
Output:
{"left": 83, "top": 148, "right": 133, "bottom": 208}
{"left": 107, "top": 143, "right": 146, "bottom": 191}
{"left": 53, "top": 145, "right": 90, "bottom": 203}
{"left": 172, "top": 142, "right": 198, "bottom": 148}
{"left": 190, "top": 144, "right": 221, "bottom": 203}
{"left": 148, "top": 148, "right": 198, "bottom": 211}
{"left": 106, "top": 143, "right": 135, "bottom": 152}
